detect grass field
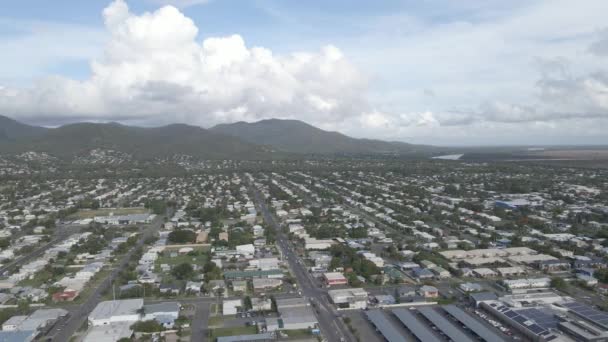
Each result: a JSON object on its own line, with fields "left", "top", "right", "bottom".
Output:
{"left": 209, "top": 326, "right": 258, "bottom": 338}
{"left": 154, "top": 249, "right": 209, "bottom": 272}
{"left": 70, "top": 207, "right": 149, "bottom": 219}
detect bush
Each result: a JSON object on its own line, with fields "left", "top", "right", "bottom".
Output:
{"left": 131, "top": 320, "right": 163, "bottom": 333}
{"left": 168, "top": 229, "right": 196, "bottom": 244}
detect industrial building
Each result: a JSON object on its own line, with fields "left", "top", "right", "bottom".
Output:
{"left": 266, "top": 297, "right": 318, "bottom": 331}
{"left": 328, "top": 288, "right": 368, "bottom": 309}
{"left": 88, "top": 299, "right": 143, "bottom": 326}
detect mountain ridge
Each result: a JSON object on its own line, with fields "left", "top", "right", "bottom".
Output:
{"left": 0, "top": 115, "right": 431, "bottom": 159}
{"left": 211, "top": 118, "right": 428, "bottom": 154}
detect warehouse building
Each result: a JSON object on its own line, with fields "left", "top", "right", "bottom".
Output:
{"left": 88, "top": 299, "right": 143, "bottom": 326}
{"left": 328, "top": 288, "right": 368, "bottom": 309}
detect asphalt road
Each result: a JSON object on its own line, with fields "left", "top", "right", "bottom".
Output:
{"left": 251, "top": 186, "right": 354, "bottom": 342}
{"left": 45, "top": 216, "right": 165, "bottom": 342}
{"left": 0, "top": 225, "right": 80, "bottom": 275}
{"left": 191, "top": 301, "right": 210, "bottom": 342}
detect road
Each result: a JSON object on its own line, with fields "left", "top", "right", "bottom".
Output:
{"left": 45, "top": 216, "right": 165, "bottom": 342}
{"left": 0, "top": 225, "right": 80, "bottom": 275}
{"left": 191, "top": 301, "right": 210, "bottom": 342}
{"left": 251, "top": 186, "right": 354, "bottom": 342}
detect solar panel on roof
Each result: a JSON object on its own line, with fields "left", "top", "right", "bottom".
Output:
{"left": 528, "top": 325, "right": 544, "bottom": 334}
{"left": 505, "top": 311, "right": 518, "bottom": 318}
{"left": 562, "top": 301, "right": 608, "bottom": 329}
{"left": 517, "top": 308, "right": 559, "bottom": 330}
{"left": 513, "top": 316, "right": 527, "bottom": 324}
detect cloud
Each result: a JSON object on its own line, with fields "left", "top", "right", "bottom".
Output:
{"left": 589, "top": 29, "right": 608, "bottom": 56}
{"left": 146, "top": 0, "right": 211, "bottom": 8}
{"left": 0, "top": 0, "right": 369, "bottom": 128}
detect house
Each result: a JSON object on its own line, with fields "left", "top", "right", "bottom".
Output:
{"left": 143, "top": 302, "right": 180, "bottom": 328}
{"left": 304, "top": 238, "right": 334, "bottom": 250}
{"left": 223, "top": 299, "right": 242, "bottom": 315}
{"left": 396, "top": 286, "right": 417, "bottom": 299}
{"left": 138, "top": 271, "right": 160, "bottom": 284}
{"left": 252, "top": 278, "right": 282, "bottom": 293}
{"left": 251, "top": 297, "right": 272, "bottom": 311}
{"left": 208, "top": 280, "right": 227, "bottom": 293}
{"left": 418, "top": 285, "right": 439, "bottom": 298}
{"left": 185, "top": 281, "right": 202, "bottom": 293}
{"left": 196, "top": 231, "right": 208, "bottom": 243}
{"left": 460, "top": 282, "right": 483, "bottom": 292}
{"left": 236, "top": 244, "right": 255, "bottom": 255}
{"left": 323, "top": 272, "right": 348, "bottom": 287}
{"left": 52, "top": 289, "right": 78, "bottom": 302}
{"left": 597, "top": 283, "right": 608, "bottom": 295}
{"left": 249, "top": 258, "right": 280, "bottom": 271}
{"left": 431, "top": 266, "right": 450, "bottom": 279}
{"left": 159, "top": 283, "right": 181, "bottom": 295}
{"left": 411, "top": 267, "right": 434, "bottom": 280}
{"left": 232, "top": 280, "right": 248, "bottom": 293}
{"left": 218, "top": 232, "right": 229, "bottom": 241}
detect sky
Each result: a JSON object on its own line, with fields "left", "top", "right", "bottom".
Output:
{"left": 0, "top": 0, "right": 607, "bottom": 146}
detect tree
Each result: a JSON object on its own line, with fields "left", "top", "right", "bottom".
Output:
{"left": 270, "top": 296, "right": 278, "bottom": 312}
{"left": 131, "top": 320, "right": 164, "bottom": 333}
{"left": 168, "top": 229, "right": 196, "bottom": 244}
{"left": 244, "top": 296, "right": 253, "bottom": 311}
{"left": 551, "top": 277, "right": 567, "bottom": 290}
{"left": 172, "top": 263, "right": 194, "bottom": 280}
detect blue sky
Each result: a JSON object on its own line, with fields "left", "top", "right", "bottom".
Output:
{"left": 0, "top": 0, "right": 607, "bottom": 145}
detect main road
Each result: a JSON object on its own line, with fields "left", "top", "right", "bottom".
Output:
{"left": 251, "top": 185, "right": 355, "bottom": 342}
{"left": 45, "top": 215, "right": 166, "bottom": 342}
{"left": 0, "top": 224, "right": 81, "bottom": 275}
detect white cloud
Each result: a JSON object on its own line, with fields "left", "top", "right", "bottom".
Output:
{"left": 146, "top": 0, "right": 211, "bottom": 8}
{"left": 1, "top": 0, "right": 608, "bottom": 146}
{"left": 0, "top": 0, "right": 368, "bottom": 128}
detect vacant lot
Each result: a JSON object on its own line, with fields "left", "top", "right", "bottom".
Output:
{"left": 154, "top": 247, "right": 209, "bottom": 271}
{"left": 70, "top": 207, "right": 149, "bottom": 219}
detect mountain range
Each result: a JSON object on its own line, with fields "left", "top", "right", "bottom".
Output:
{"left": 0, "top": 115, "right": 434, "bottom": 160}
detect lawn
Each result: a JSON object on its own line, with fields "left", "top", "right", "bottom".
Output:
{"left": 208, "top": 315, "right": 224, "bottom": 327}
{"left": 209, "top": 326, "right": 258, "bottom": 338}
{"left": 154, "top": 252, "right": 208, "bottom": 272}
{"left": 69, "top": 207, "right": 149, "bottom": 219}
{"left": 282, "top": 329, "right": 313, "bottom": 339}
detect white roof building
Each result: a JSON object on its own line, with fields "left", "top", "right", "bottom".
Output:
{"left": 223, "top": 299, "right": 242, "bottom": 315}
{"left": 83, "top": 321, "right": 133, "bottom": 342}
{"left": 88, "top": 299, "right": 143, "bottom": 326}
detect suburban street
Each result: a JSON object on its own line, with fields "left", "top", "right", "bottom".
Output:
{"left": 44, "top": 215, "right": 166, "bottom": 342}
{"left": 251, "top": 186, "right": 354, "bottom": 342}
{"left": 191, "top": 301, "right": 210, "bottom": 342}
{"left": 0, "top": 225, "right": 80, "bottom": 275}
